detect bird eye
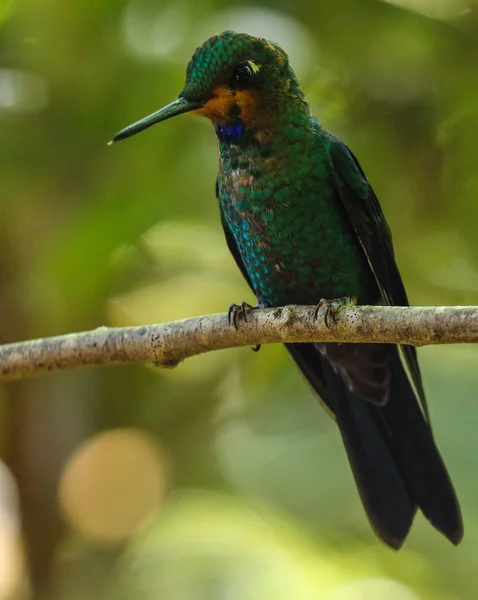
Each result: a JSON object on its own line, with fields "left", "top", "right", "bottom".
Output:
{"left": 231, "top": 63, "right": 255, "bottom": 89}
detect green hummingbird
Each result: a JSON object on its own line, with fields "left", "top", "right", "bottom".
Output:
{"left": 110, "top": 31, "right": 463, "bottom": 549}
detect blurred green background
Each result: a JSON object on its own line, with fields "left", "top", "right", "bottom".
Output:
{"left": 1, "top": 0, "right": 478, "bottom": 598}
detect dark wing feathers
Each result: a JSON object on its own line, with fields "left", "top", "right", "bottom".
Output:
{"left": 328, "top": 134, "right": 428, "bottom": 420}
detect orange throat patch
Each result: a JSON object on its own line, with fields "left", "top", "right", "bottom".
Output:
{"left": 192, "top": 85, "right": 261, "bottom": 127}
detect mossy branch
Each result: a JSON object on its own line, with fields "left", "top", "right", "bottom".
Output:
{"left": 0, "top": 305, "right": 477, "bottom": 382}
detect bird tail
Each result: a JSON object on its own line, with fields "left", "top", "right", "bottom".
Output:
{"left": 286, "top": 342, "right": 463, "bottom": 549}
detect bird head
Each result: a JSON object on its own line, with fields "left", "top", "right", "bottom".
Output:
{"left": 110, "top": 31, "right": 305, "bottom": 143}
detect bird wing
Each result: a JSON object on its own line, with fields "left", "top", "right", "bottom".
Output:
{"left": 327, "top": 133, "right": 428, "bottom": 420}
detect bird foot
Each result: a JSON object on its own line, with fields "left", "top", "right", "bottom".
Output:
{"left": 313, "top": 296, "right": 355, "bottom": 329}
{"left": 227, "top": 301, "right": 261, "bottom": 352}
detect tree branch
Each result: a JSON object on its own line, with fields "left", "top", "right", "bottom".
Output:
{"left": 0, "top": 305, "right": 477, "bottom": 382}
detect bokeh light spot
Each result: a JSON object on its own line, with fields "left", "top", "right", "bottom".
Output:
{"left": 324, "top": 577, "right": 421, "bottom": 600}
{"left": 0, "top": 69, "right": 49, "bottom": 113}
{"left": 0, "top": 463, "right": 22, "bottom": 600}
{"left": 59, "top": 428, "right": 170, "bottom": 544}
{"left": 123, "top": 0, "right": 191, "bottom": 62}
{"left": 380, "top": 0, "right": 470, "bottom": 21}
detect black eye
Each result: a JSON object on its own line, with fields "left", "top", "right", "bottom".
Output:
{"left": 231, "top": 63, "right": 255, "bottom": 89}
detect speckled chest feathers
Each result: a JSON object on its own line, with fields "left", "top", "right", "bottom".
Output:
{"left": 216, "top": 117, "right": 370, "bottom": 307}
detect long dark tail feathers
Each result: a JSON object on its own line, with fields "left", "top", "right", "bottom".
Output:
{"left": 286, "top": 343, "right": 415, "bottom": 548}
{"left": 332, "top": 379, "right": 416, "bottom": 549}
{"left": 286, "top": 342, "right": 463, "bottom": 548}
{"left": 385, "top": 350, "right": 463, "bottom": 545}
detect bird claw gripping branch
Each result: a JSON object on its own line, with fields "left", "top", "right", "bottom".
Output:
{"left": 313, "top": 296, "right": 354, "bottom": 329}
{"left": 227, "top": 301, "right": 261, "bottom": 352}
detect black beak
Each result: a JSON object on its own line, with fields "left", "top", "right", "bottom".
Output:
{"left": 108, "top": 97, "right": 203, "bottom": 144}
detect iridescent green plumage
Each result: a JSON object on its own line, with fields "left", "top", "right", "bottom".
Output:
{"left": 216, "top": 120, "right": 371, "bottom": 305}
{"left": 111, "top": 31, "right": 463, "bottom": 549}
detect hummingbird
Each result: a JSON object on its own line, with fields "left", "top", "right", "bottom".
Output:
{"left": 110, "top": 31, "right": 463, "bottom": 549}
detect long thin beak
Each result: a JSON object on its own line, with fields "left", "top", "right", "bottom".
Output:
{"left": 108, "top": 97, "right": 203, "bottom": 144}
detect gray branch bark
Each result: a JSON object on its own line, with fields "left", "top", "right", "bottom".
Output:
{"left": 0, "top": 304, "right": 477, "bottom": 382}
